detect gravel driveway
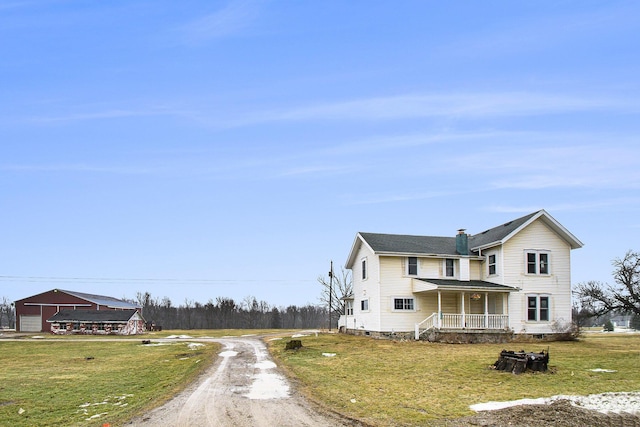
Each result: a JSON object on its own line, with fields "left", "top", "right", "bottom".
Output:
{"left": 127, "top": 336, "right": 357, "bottom": 427}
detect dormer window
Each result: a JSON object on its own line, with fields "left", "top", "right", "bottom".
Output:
{"left": 407, "top": 257, "right": 418, "bottom": 276}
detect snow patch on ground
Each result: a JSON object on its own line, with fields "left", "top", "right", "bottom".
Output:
{"left": 245, "top": 372, "right": 290, "bottom": 400}
{"left": 471, "top": 391, "right": 640, "bottom": 415}
{"left": 165, "top": 334, "right": 193, "bottom": 339}
{"left": 187, "top": 342, "right": 205, "bottom": 350}
{"left": 245, "top": 349, "right": 290, "bottom": 400}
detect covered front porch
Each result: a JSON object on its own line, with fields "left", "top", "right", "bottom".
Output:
{"left": 413, "top": 279, "right": 516, "bottom": 340}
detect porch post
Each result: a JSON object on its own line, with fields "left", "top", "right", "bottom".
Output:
{"left": 461, "top": 292, "right": 465, "bottom": 328}
{"left": 484, "top": 292, "right": 489, "bottom": 328}
{"left": 437, "top": 290, "right": 442, "bottom": 328}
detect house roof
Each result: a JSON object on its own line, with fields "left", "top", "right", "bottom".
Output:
{"left": 414, "top": 278, "right": 518, "bottom": 292}
{"left": 47, "top": 309, "right": 141, "bottom": 323}
{"left": 469, "top": 210, "right": 583, "bottom": 251}
{"left": 57, "top": 289, "right": 140, "bottom": 309}
{"left": 359, "top": 233, "right": 458, "bottom": 256}
{"left": 346, "top": 210, "right": 583, "bottom": 268}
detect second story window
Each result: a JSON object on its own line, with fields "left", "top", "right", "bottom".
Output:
{"left": 488, "top": 254, "right": 496, "bottom": 275}
{"left": 445, "top": 259, "right": 455, "bottom": 277}
{"left": 526, "top": 251, "right": 550, "bottom": 275}
{"left": 362, "top": 258, "right": 367, "bottom": 280}
{"left": 407, "top": 257, "right": 418, "bottom": 276}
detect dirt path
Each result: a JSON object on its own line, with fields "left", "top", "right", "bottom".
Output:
{"left": 127, "top": 336, "right": 356, "bottom": 427}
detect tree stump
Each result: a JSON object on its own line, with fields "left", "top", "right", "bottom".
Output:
{"left": 493, "top": 349, "right": 548, "bottom": 374}
{"left": 285, "top": 339, "right": 303, "bottom": 350}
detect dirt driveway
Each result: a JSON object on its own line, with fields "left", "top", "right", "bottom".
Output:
{"left": 127, "top": 336, "right": 357, "bottom": 427}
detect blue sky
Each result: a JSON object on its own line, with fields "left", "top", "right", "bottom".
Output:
{"left": 2, "top": 1, "right": 639, "bottom": 308}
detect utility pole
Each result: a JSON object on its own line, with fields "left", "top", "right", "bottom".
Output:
{"left": 328, "top": 260, "right": 333, "bottom": 331}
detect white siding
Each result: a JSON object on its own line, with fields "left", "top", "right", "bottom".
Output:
{"left": 420, "top": 258, "right": 440, "bottom": 277}
{"left": 502, "top": 219, "right": 573, "bottom": 333}
{"left": 350, "top": 240, "right": 381, "bottom": 332}
{"left": 459, "top": 258, "right": 470, "bottom": 281}
{"left": 470, "top": 259, "right": 483, "bottom": 280}
{"left": 377, "top": 256, "right": 426, "bottom": 332}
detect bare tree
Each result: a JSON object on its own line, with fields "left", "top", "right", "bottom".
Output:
{"left": 575, "top": 250, "right": 640, "bottom": 317}
{"left": 318, "top": 265, "right": 352, "bottom": 328}
{"left": 0, "top": 297, "right": 15, "bottom": 329}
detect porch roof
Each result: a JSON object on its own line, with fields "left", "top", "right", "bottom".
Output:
{"left": 413, "top": 278, "right": 517, "bottom": 293}
{"left": 46, "top": 309, "right": 142, "bottom": 323}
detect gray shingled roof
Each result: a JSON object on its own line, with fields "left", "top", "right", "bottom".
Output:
{"left": 359, "top": 232, "right": 458, "bottom": 255}
{"left": 47, "top": 309, "right": 140, "bottom": 323}
{"left": 468, "top": 211, "right": 540, "bottom": 249}
{"left": 416, "top": 278, "right": 517, "bottom": 291}
{"left": 60, "top": 289, "right": 140, "bottom": 309}
{"left": 359, "top": 211, "right": 544, "bottom": 256}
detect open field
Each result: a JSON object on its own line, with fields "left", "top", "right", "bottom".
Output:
{"left": 0, "top": 332, "right": 221, "bottom": 427}
{"left": 269, "top": 333, "right": 640, "bottom": 426}
{"left": 2, "top": 330, "right": 639, "bottom": 426}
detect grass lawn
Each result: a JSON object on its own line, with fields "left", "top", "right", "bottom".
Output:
{"left": 0, "top": 335, "right": 220, "bottom": 427}
{"left": 269, "top": 333, "right": 640, "bottom": 426}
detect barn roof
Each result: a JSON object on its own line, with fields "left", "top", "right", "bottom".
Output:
{"left": 57, "top": 289, "right": 139, "bottom": 309}
{"left": 46, "top": 309, "right": 141, "bottom": 323}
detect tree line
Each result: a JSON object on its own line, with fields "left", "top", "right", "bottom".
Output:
{"left": 132, "top": 292, "right": 328, "bottom": 330}
{"left": 0, "top": 292, "right": 329, "bottom": 330}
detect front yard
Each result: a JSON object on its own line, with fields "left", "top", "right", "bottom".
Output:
{"left": 269, "top": 332, "right": 640, "bottom": 425}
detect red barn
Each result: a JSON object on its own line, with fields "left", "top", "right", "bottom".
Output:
{"left": 15, "top": 289, "right": 141, "bottom": 333}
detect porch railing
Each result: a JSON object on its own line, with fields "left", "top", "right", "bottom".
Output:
{"left": 414, "top": 313, "right": 438, "bottom": 340}
{"left": 415, "top": 313, "right": 509, "bottom": 339}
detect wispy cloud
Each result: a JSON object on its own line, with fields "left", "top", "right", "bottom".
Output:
{"left": 24, "top": 106, "right": 190, "bottom": 124}
{"left": 178, "top": 0, "right": 262, "bottom": 44}
{"left": 345, "top": 190, "right": 460, "bottom": 206}
{"left": 202, "top": 91, "right": 638, "bottom": 129}
{"left": 0, "top": 163, "right": 160, "bottom": 175}
{"left": 441, "top": 3, "right": 640, "bottom": 59}
{"left": 15, "top": 90, "right": 637, "bottom": 128}
{"left": 486, "top": 198, "right": 640, "bottom": 214}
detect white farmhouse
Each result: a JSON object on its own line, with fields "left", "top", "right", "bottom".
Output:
{"left": 339, "top": 210, "right": 583, "bottom": 341}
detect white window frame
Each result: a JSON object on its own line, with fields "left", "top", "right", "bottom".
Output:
{"left": 361, "top": 257, "right": 368, "bottom": 280}
{"left": 524, "top": 250, "right": 551, "bottom": 275}
{"left": 488, "top": 253, "right": 497, "bottom": 276}
{"left": 392, "top": 297, "right": 416, "bottom": 312}
{"left": 345, "top": 300, "right": 354, "bottom": 316}
{"left": 407, "top": 256, "right": 419, "bottom": 276}
{"left": 527, "top": 294, "right": 550, "bottom": 322}
{"left": 360, "top": 299, "right": 369, "bottom": 312}
{"left": 443, "top": 259, "right": 456, "bottom": 278}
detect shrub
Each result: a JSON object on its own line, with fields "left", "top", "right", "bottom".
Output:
{"left": 603, "top": 320, "right": 614, "bottom": 332}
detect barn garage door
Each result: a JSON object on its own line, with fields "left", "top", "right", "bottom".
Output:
{"left": 20, "top": 315, "right": 42, "bottom": 332}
